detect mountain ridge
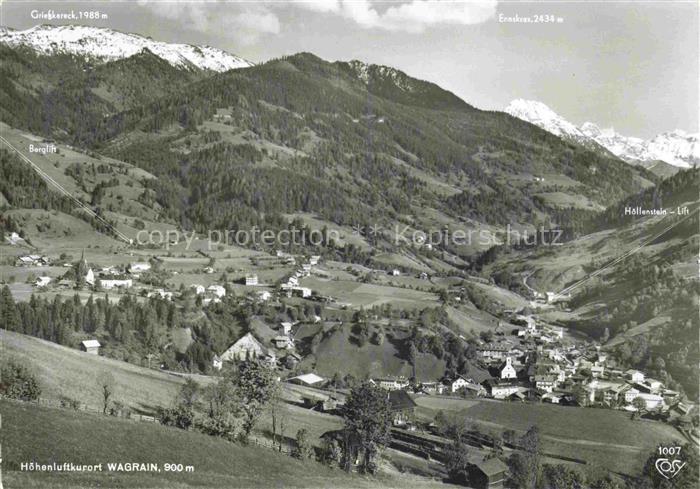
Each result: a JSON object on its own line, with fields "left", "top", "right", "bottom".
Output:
{"left": 0, "top": 24, "right": 253, "bottom": 72}
{"left": 505, "top": 99, "right": 698, "bottom": 169}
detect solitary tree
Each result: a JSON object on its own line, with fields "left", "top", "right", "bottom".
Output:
{"left": 342, "top": 381, "right": 392, "bottom": 474}
{"left": 98, "top": 371, "right": 115, "bottom": 414}
{"left": 632, "top": 397, "right": 647, "bottom": 419}
{"left": 232, "top": 361, "right": 276, "bottom": 442}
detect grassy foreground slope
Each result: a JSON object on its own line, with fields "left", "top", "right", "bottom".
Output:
{"left": 1, "top": 400, "right": 446, "bottom": 489}
{"left": 0, "top": 329, "right": 212, "bottom": 414}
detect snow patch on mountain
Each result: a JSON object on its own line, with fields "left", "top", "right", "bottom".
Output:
{"left": 505, "top": 99, "right": 698, "bottom": 168}
{"left": 0, "top": 24, "right": 253, "bottom": 72}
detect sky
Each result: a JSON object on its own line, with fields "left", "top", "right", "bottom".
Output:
{"left": 1, "top": 0, "right": 698, "bottom": 138}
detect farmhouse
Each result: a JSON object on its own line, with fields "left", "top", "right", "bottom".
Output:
{"left": 191, "top": 284, "right": 205, "bottom": 295}
{"left": 309, "top": 255, "right": 321, "bottom": 266}
{"left": 35, "top": 276, "right": 52, "bottom": 287}
{"left": 245, "top": 274, "right": 258, "bottom": 286}
{"left": 80, "top": 339, "right": 101, "bottom": 355}
{"left": 219, "top": 333, "right": 272, "bottom": 365}
{"left": 100, "top": 279, "right": 133, "bottom": 289}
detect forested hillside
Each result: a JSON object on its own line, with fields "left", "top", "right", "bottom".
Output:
{"left": 0, "top": 46, "right": 657, "bottom": 252}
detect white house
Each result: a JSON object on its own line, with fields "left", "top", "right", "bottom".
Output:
{"left": 100, "top": 279, "right": 133, "bottom": 289}
{"left": 245, "top": 274, "right": 259, "bottom": 286}
{"left": 35, "top": 276, "right": 52, "bottom": 287}
{"left": 500, "top": 357, "right": 518, "bottom": 380}
{"left": 292, "top": 286, "right": 312, "bottom": 298}
{"left": 309, "top": 255, "right": 321, "bottom": 266}
{"left": 85, "top": 268, "right": 95, "bottom": 286}
{"left": 534, "top": 375, "right": 557, "bottom": 393}
{"left": 280, "top": 322, "right": 293, "bottom": 335}
{"left": 191, "top": 284, "right": 205, "bottom": 295}
{"left": 450, "top": 376, "right": 470, "bottom": 393}
{"left": 391, "top": 269, "right": 401, "bottom": 276}
{"left": 631, "top": 393, "right": 665, "bottom": 411}
{"left": 626, "top": 370, "right": 645, "bottom": 383}
{"left": 207, "top": 285, "right": 226, "bottom": 298}
{"left": 373, "top": 377, "right": 410, "bottom": 391}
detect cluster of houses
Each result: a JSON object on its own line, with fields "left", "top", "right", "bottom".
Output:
{"left": 366, "top": 317, "right": 686, "bottom": 420}
{"left": 212, "top": 319, "right": 302, "bottom": 371}
{"left": 189, "top": 283, "right": 227, "bottom": 304}
{"left": 279, "top": 255, "right": 319, "bottom": 298}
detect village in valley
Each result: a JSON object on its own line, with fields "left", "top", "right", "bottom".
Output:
{"left": 3, "top": 227, "right": 697, "bottom": 488}
{"left": 0, "top": 10, "right": 698, "bottom": 488}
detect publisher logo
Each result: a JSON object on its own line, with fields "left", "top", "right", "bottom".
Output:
{"left": 655, "top": 446, "right": 686, "bottom": 480}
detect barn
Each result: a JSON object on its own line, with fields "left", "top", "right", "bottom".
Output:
{"left": 467, "top": 458, "right": 508, "bottom": 489}
{"left": 80, "top": 339, "right": 101, "bottom": 355}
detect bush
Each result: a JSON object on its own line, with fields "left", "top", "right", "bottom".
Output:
{"left": 292, "top": 428, "right": 315, "bottom": 460}
{"left": 0, "top": 358, "right": 41, "bottom": 401}
{"left": 159, "top": 405, "right": 195, "bottom": 430}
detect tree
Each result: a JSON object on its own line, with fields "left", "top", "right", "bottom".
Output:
{"left": 0, "top": 358, "right": 41, "bottom": 401}
{"left": 445, "top": 440, "right": 470, "bottom": 485}
{"left": 510, "top": 425, "right": 541, "bottom": 489}
{"left": 269, "top": 382, "right": 288, "bottom": 452}
{"left": 632, "top": 397, "right": 647, "bottom": 419}
{"left": 198, "top": 380, "right": 243, "bottom": 441}
{"left": 98, "top": 371, "right": 115, "bottom": 414}
{"left": 292, "top": 428, "right": 315, "bottom": 460}
{"left": 231, "top": 361, "right": 276, "bottom": 442}
{"left": 342, "top": 381, "right": 392, "bottom": 474}
{"left": 177, "top": 378, "right": 200, "bottom": 408}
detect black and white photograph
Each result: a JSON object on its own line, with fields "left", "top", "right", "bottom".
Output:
{"left": 0, "top": 1, "right": 698, "bottom": 488}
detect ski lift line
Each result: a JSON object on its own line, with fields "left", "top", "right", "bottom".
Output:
{"left": 553, "top": 208, "right": 699, "bottom": 299}
{"left": 0, "top": 136, "right": 132, "bottom": 244}
{"left": 556, "top": 209, "right": 697, "bottom": 298}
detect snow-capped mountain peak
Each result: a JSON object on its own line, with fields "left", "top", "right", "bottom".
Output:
{"left": 505, "top": 99, "right": 584, "bottom": 139}
{"left": 0, "top": 24, "right": 253, "bottom": 72}
{"left": 505, "top": 99, "right": 698, "bottom": 168}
